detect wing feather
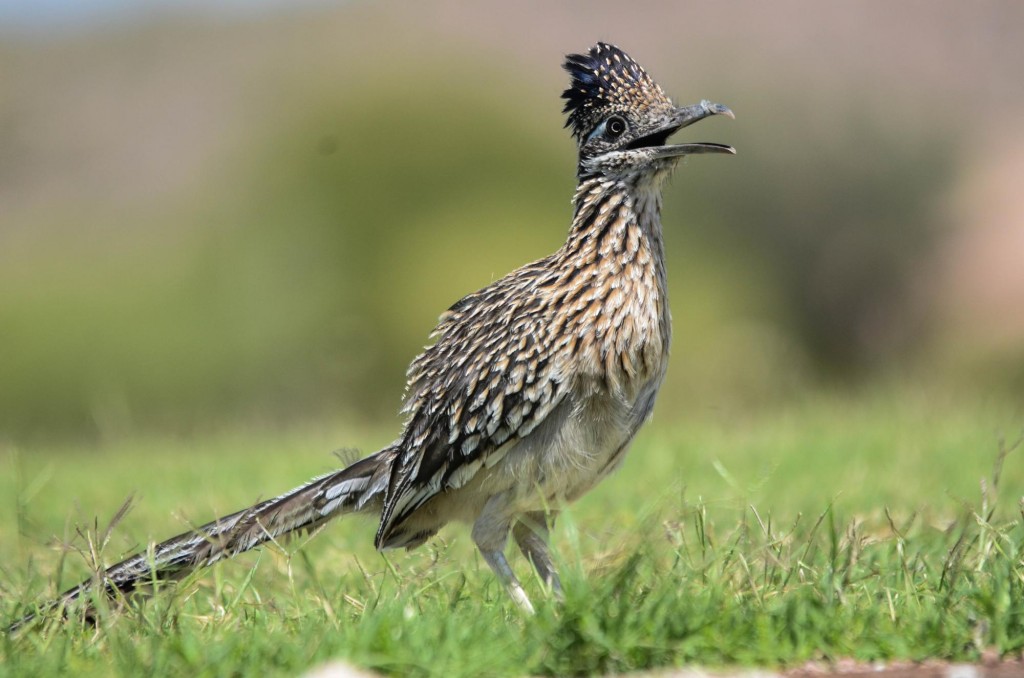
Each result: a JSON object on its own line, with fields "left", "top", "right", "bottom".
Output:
{"left": 375, "top": 259, "right": 568, "bottom": 547}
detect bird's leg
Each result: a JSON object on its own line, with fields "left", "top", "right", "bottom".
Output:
{"left": 513, "top": 510, "right": 563, "bottom": 600}
{"left": 472, "top": 498, "right": 534, "bottom": 614}
{"left": 477, "top": 547, "right": 534, "bottom": 615}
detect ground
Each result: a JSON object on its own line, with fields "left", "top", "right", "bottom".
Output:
{"left": 2, "top": 387, "right": 1022, "bottom": 676}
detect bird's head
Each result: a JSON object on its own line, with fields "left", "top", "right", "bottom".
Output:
{"left": 562, "top": 42, "right": 734, "bottom": 179}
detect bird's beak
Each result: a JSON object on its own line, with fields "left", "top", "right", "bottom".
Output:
{"left": 650, "top": 100, "right": 735, "bottom": 158}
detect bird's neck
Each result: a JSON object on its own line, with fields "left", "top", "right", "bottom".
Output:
{"left": 551, "top": 172, "right": 672, "bottom": 394}
{"left": 562, "top": 174, "right": 668, "bottom": 281}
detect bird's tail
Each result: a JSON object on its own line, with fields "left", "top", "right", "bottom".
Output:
{"left": 8, "top": 449, "right": 393, "bottom": 632}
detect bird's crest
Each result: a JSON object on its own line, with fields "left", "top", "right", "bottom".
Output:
{"left": 561, "top": 42, "right": 675, "bottom": 141}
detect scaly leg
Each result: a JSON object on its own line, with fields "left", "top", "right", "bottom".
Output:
{"left": 513, "top": 510, "right": 563, "bottom": 600}
{"left": 472, "top": 497, "right": 534, "bottom": 614}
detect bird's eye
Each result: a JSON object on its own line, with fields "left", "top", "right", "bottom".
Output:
{"left": 606, "top": 116, "right": 627, "bottom": 138}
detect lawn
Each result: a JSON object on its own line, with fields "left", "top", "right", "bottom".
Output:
{"left": 2, "top": 388, "right": 1023, "bottom": 676}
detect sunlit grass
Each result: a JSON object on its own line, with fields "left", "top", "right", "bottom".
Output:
{"left": 2, "top": 389, "right": 1023, "bottom": 676}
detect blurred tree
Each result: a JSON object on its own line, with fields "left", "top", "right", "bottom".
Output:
{"left": 691, "top": 96, "right": 958, "bottom": 375}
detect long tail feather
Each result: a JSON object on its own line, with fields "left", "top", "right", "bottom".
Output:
{"left": 8, "top": 450, "right": 391, "bottom": 632}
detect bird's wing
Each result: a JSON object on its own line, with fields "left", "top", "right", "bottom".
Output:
{"left": 375, "top": 259, "right": 572, "bottom": 547}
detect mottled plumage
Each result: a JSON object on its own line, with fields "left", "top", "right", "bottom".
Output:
{"left": 9, "top": 42, "right": 733, "bottom": 630}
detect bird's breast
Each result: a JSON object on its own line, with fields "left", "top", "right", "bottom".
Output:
{"left": 561, "top": 252, "right": 669, "bottom": 399}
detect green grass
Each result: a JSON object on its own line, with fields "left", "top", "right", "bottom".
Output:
{"left": 2, "top": 389, "right": 1023, "bottom": 676}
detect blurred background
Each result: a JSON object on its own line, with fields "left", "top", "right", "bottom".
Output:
{"left": 1, "top": 0, "right": 1023, "bottom": 444}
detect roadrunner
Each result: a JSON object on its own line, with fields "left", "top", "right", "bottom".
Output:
{"left": 12, "top": 42, "right": 733, "bottom": 628}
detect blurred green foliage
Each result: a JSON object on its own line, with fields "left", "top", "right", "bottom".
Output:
{"left": 0, "top": 52, "right": 978, "bottom": 442}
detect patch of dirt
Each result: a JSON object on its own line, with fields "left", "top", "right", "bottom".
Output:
{"left": 786, "top": 653, "right": 1024, "bottom": 677}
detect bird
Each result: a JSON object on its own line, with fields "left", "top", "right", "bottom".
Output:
{"left": 9, "top": 41, "right": 733, "bottom": 630}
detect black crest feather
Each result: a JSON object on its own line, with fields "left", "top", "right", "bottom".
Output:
{"left": 561, "top": 42, "right": 674, "bottom": 141}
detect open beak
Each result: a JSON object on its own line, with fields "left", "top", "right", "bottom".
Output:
{"left": 646, "top": 100, "right": 735, "bottom": 158}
